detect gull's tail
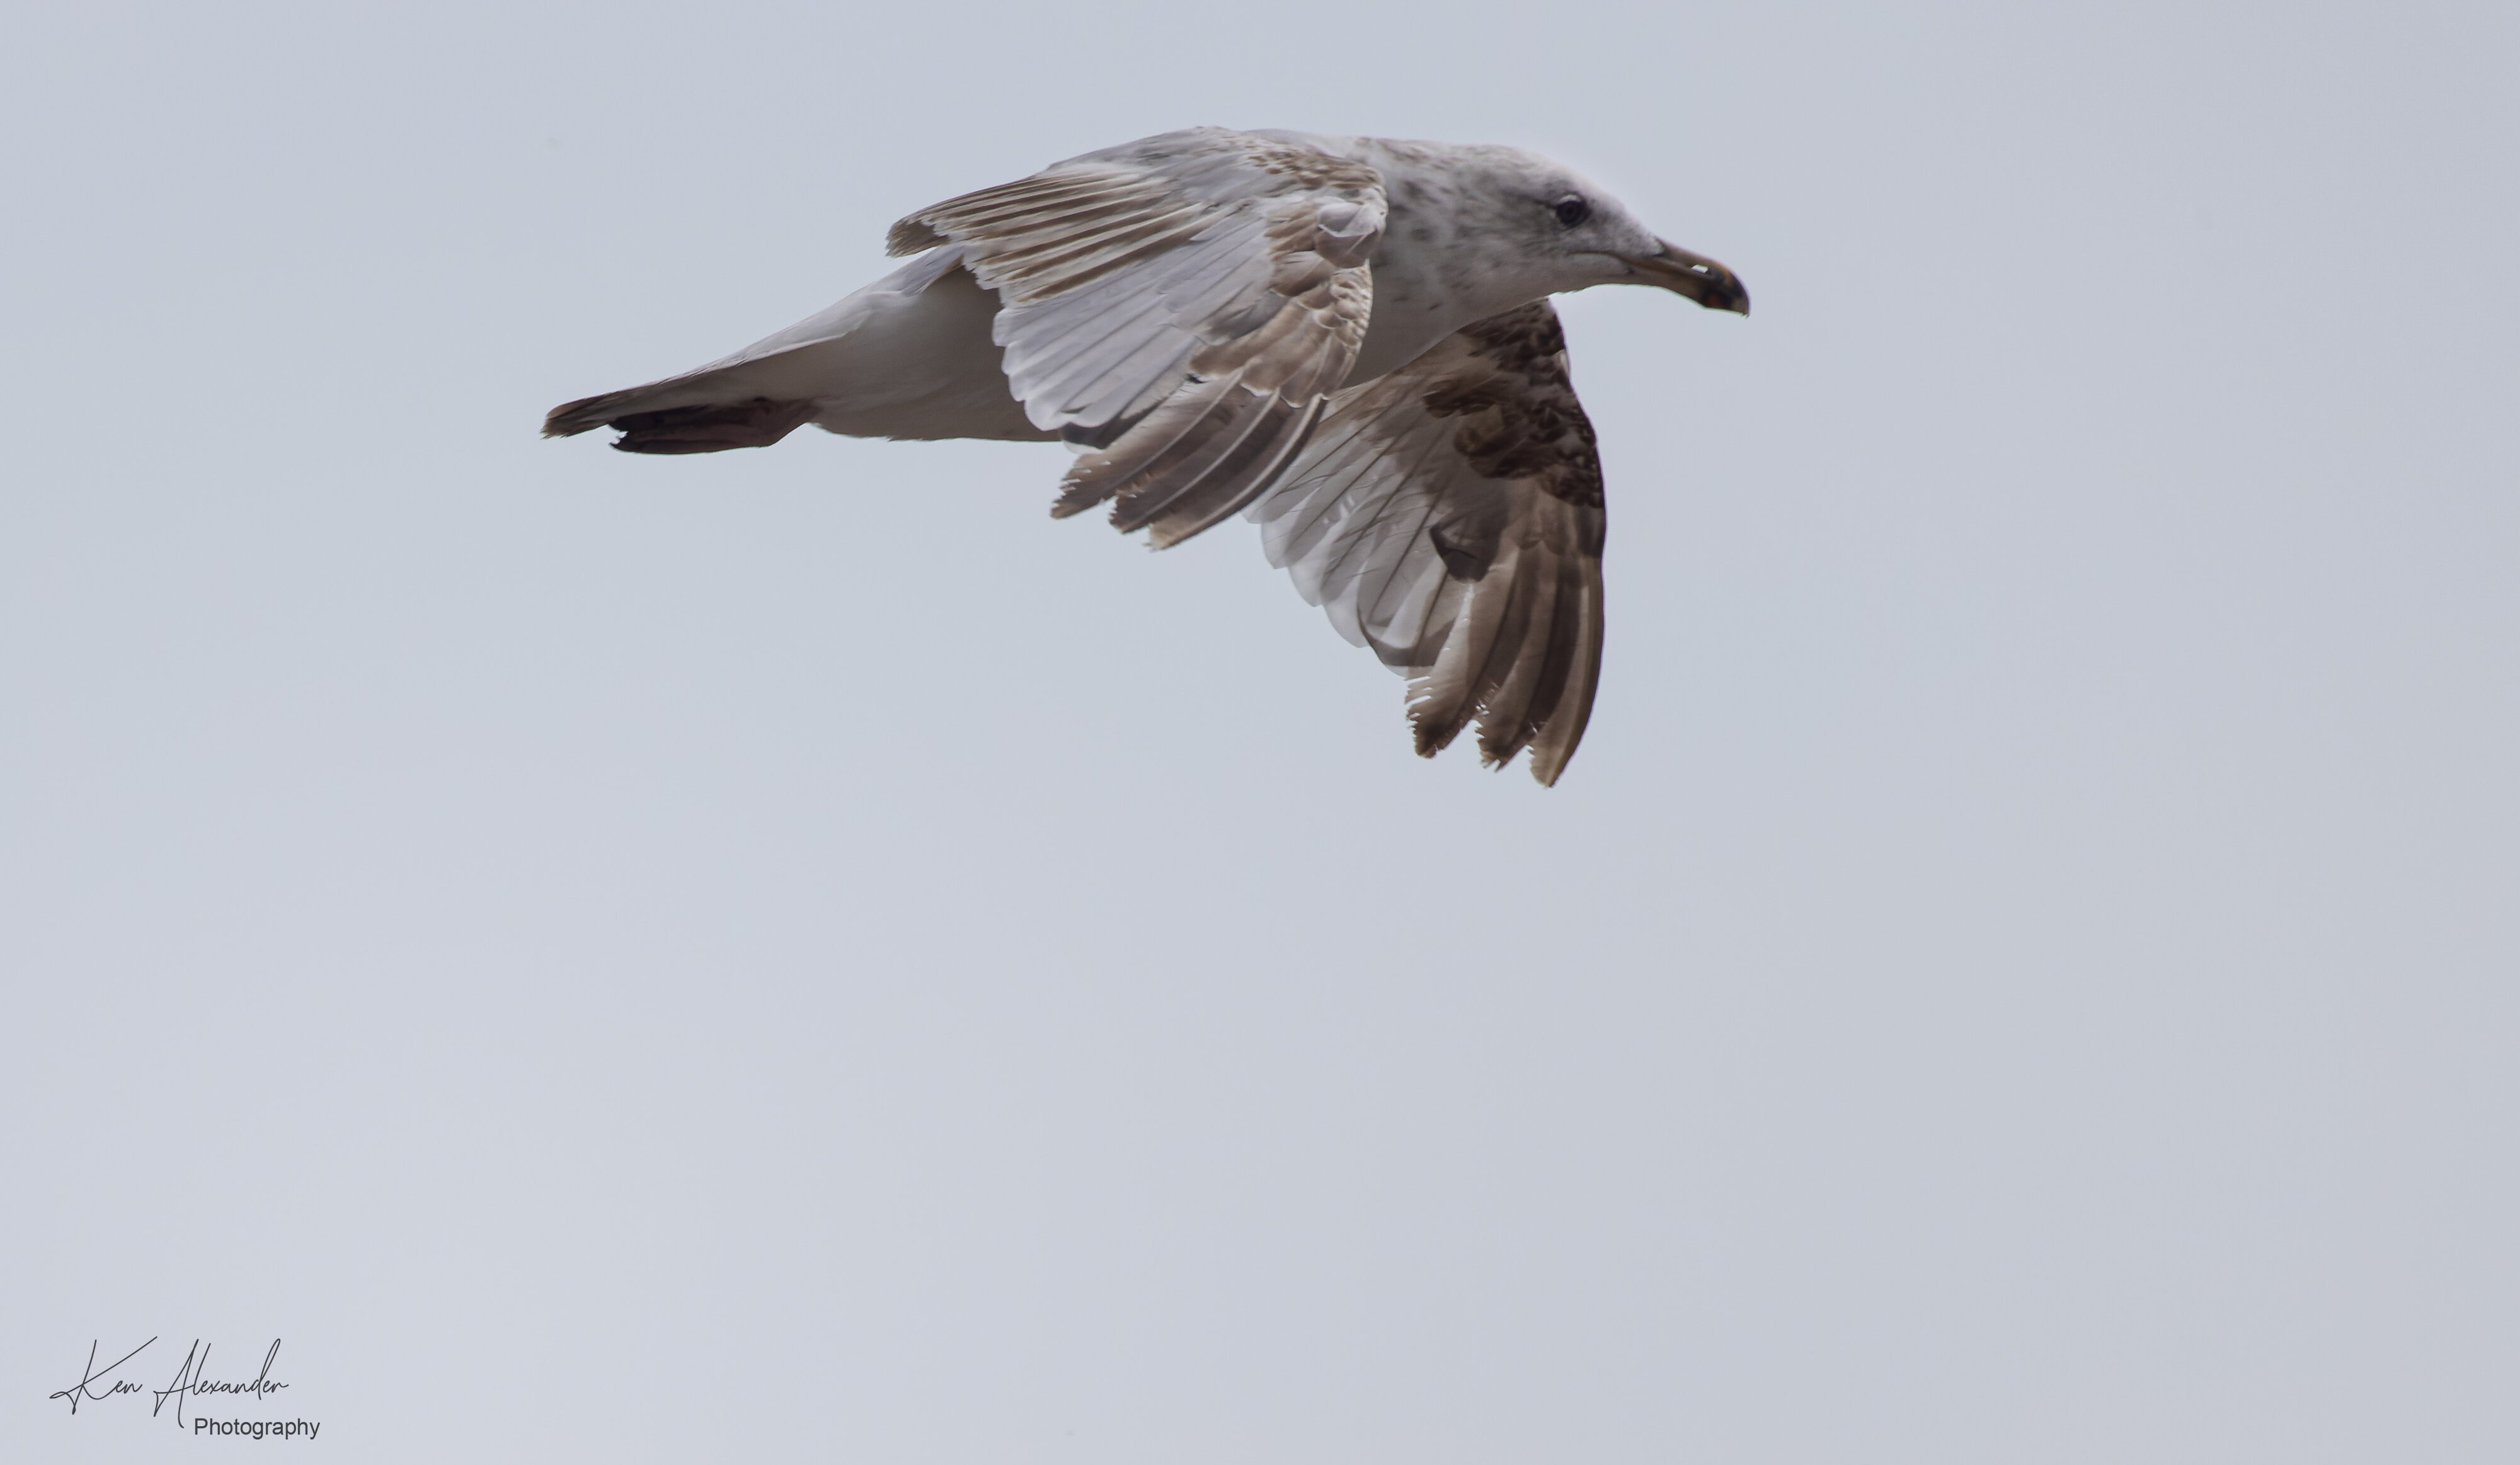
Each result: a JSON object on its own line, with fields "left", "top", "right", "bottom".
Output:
{"left": 542, "top": 388, "right": 816, "bottom": 453}
{"left": 541, "top": 246, "right": 1050, "bottom": 452}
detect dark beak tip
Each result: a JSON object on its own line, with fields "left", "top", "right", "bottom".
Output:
{"left": 1689, "top": 279, "right": 1750, "bottom": 317}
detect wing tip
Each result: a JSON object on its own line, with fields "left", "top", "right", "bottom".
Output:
{"left": 542, "top": 392, "right": 621, "bottom": 439}
{"left": 886, "top": 218, "right": 947, "bottom": 256}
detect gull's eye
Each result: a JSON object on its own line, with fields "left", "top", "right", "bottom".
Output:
{"left": 1552, "top": 195, "right": 1591, "bottom": 228}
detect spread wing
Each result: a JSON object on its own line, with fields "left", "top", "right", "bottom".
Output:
{"left": 1246, "top": 302, "right": 1608, "bottom": 785}
{"left": 891, "top": 127, "right": 1384, "bottom": 547}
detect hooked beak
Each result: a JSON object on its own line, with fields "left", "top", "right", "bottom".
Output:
{"left": 1617, "top": 240, "right": 1750, "bottom": 315}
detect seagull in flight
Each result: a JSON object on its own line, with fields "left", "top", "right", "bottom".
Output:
{"left": 545, "top": 127, "right": 1747, "bottom": 784}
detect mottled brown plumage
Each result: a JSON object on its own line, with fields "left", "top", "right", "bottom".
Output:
{"left": 1250, "top": 300, "right": 1605, "bottom": 784}
{"left": 1429, "top": 307, "right": 1606, "bottom": 510}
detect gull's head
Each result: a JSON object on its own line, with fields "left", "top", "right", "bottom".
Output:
{"left": 1435, "top": 145, "right": 1750, "bottom": 317}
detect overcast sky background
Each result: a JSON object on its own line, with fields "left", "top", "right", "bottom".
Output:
{"left": 5, "top": 1, "right": 2516, "bottom": 1461}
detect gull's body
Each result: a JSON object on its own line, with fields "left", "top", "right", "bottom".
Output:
{"left": 546, "top": 127, "right": 1746, "bottom": 783}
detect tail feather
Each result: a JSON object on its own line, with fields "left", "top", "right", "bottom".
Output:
{"left": 541, "top": 247, "right": 1048, "bottom": 449}
{"left": 544, "top": 392, "right": 818, "bottom": 453}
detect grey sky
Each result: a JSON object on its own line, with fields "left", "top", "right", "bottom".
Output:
{"left": 5, "top": 1, "right": 2516, "bottom": 1461}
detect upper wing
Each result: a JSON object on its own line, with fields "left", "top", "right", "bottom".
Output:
{"left": 891, "top": 127, "right": 1385, "bottom": 547}
{"left": 1245, "top": 302, "right": 1608, "bottom": 785}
